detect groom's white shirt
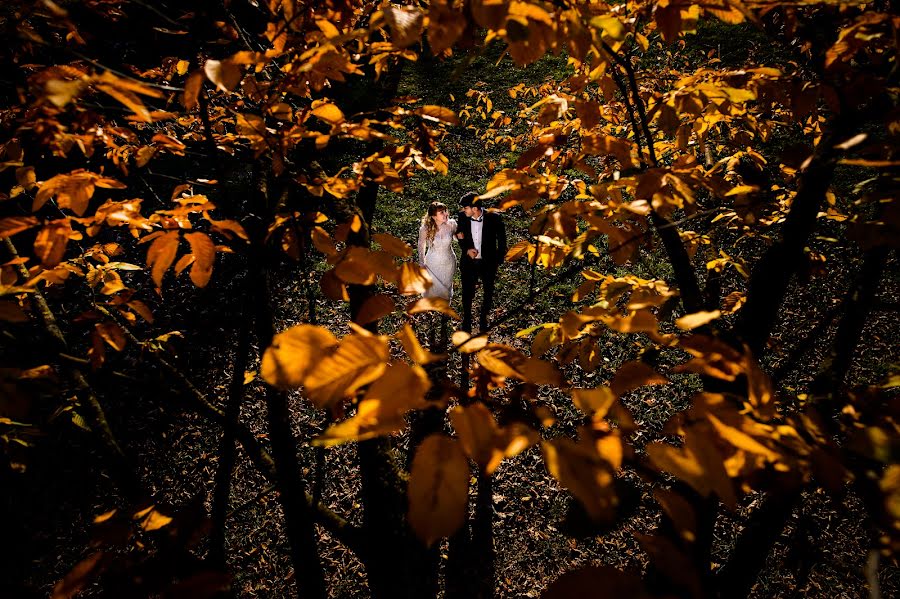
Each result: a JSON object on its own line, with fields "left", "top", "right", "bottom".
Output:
{"left": 470, "top": 209, "right": 484, "bottom": 259}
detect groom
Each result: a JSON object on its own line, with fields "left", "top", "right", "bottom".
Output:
{"left": 456, "top": 192, "right": 507, "bottom": 333}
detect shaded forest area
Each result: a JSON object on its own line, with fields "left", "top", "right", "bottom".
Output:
{"left": 1, "top": 1, "right": 898, "bottom": 598}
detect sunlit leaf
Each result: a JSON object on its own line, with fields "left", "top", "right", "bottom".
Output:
{"left": 408, "top": 434, "right": 469, "bottom": 546}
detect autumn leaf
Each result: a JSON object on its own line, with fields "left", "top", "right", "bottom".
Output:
{"left": 414, "top": 105, "right": 460, "bottom": 125}
{"left": 145, "top": 230, "right": 180, "bottom": 287}
{"left": 311, "top": 101, "right": 344, "bottom": 124}
{"left": 354, "top": 293, "right": 395, "bottom": 325}
{"left": 183, "top": 232, "right": 215, "bottom": 287}
{"left": 261, "top": 324, "right": 337, "bottom": 389}
{"left": 543, "top": 436, "right": 618, "bottom": 522}
{"left": 397, "top": 323, "right": 444, "bottom": 364}
{"left": 302, "top": 331, "right": 390, "bottom": 408}
{"left": 571, "top": 387, "right": 617, "bottom": 419}
{"left": 314, "top": 362, "right": 430, "bottom": 446}
{"left": 406, "top": 296, "right": 460, "bottom": 319}
{"left": 408, "top": 434, "right": 469, "bottom": 546}
{"left": 95, "top": 321, "right": 126, "bottom": 351}
{"left": 397, "top": 262, "right": 432, "bottom": 295}
{"left": 383, "top": 5, "right": 424, "bottom": 48}
{"left": 450, "top": 403, "right": 502, "bottom": 473}
{"left": 478, "top": 345, "right": 563, "bottom": 386}
{"left": 0, "top": 216, "right": 40, "bottom": 239}
{"left": 34, "top": 219, "right": 73, "bottom": 267}
{"left": 373, "top": 232, "right": 413, "bottom": 258}
{"left": 609, "top": 361, "right": 669, "bottom": 396}
{"left": 675, "top": 309, "right": 722, "bottom": 330}
{"left": 204, "top": 59, "right": 243, "bottom": 92}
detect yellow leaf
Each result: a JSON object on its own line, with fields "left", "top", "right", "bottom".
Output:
{"left": 311, "top": 102, "right": 344, "bottom": 124}
{"left": 175, "top": 60, "right": 190, "bottom": 75}
{"left": 676, "top": 310, "right": 722, "bottom": 330}
{"left": 572, "top": 387, "right": 617, "bottom": 419}
{"left": 141, "top": 509, "right": 173, "bottom": 531}
{"left": 408, "top": 434, "right": 469, "bottom": 546}
{"left": 397, "top": 323, "right": 444, "bottom": 364}
{"left": 243, "top": 370, "right": 256, "bottom": 385}
{"left": 477, "top": 346, "right": 563, "bottom": 386}
{"left": 204, "top": 59, "right": 243, "bottom": 92}
{"left": 261, "top": 324, "right": 338, "bottom": 389}
{"left": 406, "top": 296, "right": 460, "bottom": 319}
{"left": 314, "top": 362, "right": 430, "bottom": 446}
{"left": 543, "top": 436, "right": 618, "bottom": 522}
{"left": 373, "top": 232, "right": 413, "bottom": 258}
{"left": 591, "top": 16, "right": 626, "bottom": 40}
{"left": 414, "top": 105, "right": 460, "bottom": 125}
{"left": 451, "top": 330, "right": 489, "bottom": 353}
{"left": 397, "top": 262, "right": 432, "bottom": 295}
{"left": 303, "top": 332, "right": 390, "bottom": 408}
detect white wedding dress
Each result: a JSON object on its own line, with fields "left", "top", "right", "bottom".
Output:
{"left": 417, "top": 218, "right": 458, "bottom": 300}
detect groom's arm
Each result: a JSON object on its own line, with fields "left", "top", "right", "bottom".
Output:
{"left": 457, "top": 215, "right": 474, "bottom": 252}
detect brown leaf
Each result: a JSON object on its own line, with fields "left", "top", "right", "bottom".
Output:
{"left": 95, "top": 321, "right": 127, "bottom": 351}
{"left": 182, "top": 70, "right": 205, "bottom": 110}
{"left": 184, "top": 231, "right": 215, "bottom": 287}
{"left": 384, "top": 5, "right": 425, "bottom": 48}
{"left": 408, "top": 434, "right": 469, "bottom": 546}
{"left": 610, "top": 361, "right": 668, "bottom": 396}
{"left": 354, "top": 293, "right": 395, "bottom": 326}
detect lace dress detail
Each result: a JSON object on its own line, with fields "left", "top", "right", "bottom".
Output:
{"left": 417, "top": 218, "right": 458, "bottom": 300}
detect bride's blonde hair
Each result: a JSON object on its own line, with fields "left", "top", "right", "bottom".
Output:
{"left": 422, "top": 201, "right": 448, "bottom": 243}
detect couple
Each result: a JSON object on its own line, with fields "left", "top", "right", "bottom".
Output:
{"left": 417, "top": 192, "right": 507, "bottom": 334}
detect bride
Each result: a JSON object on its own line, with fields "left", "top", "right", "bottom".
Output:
{"left": 417, "top": 201, "right": 457, "bottom": 301}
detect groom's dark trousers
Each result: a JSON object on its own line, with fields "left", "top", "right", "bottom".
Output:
{"left": 457, "top": 210, "right": 506, "bottom": 332}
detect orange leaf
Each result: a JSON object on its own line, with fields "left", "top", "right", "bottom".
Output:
{"left": 146, "top": 230, "right": 180, "bottom": 287}
{"left": 184, "top": 231, "right": 215, "bottom": 287}
{"left": 408, "top": 434, "right": 469, "bottom": 546}
{"left": 302, "top": 331, "right": 390, "bottom": 408}
{"left": 571, "top": 386, "right": 617, "bottom": 419}
{"left": 261, "top": 325, "right": 338, "bottom": 389}
{"left": 0, "top": 216, "right": 39, "bottom": 239}
{"left": 204, "top": 59, "right": 243, "bottom": 92}
{"left": 95, "top": 321, "right": 127, "bottom": 351}
{"left": 384, "top": 5, "right": 425, "bottom": 48}
{"left": 450, "top": 403, "right": 503, "bottom": 473}
{"left": 34, "top": 219, "right": 72, "bottom": 267}
{"left": 414, "top": 105, "right": 460, "bottom": 125}
{"left": 311, "top": 102, "right": 344, "bottom": 124}
{"left": 451, "top": 331, "right": 489, "bottom": 353}
{"left": 397, "top": 262, "right": 432, "bottom": 295}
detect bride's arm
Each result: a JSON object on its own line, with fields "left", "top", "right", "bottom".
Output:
{"left": 417, "top": 221, "right": 427, "bottom": 266}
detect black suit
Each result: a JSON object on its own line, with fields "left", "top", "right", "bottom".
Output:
{"left": 457, "top": 209, "right": 507, "bottom": 332}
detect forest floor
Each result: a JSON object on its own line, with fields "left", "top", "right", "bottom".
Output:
{"left": 7, "top": 22, "right": 900, "bottom": 599}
